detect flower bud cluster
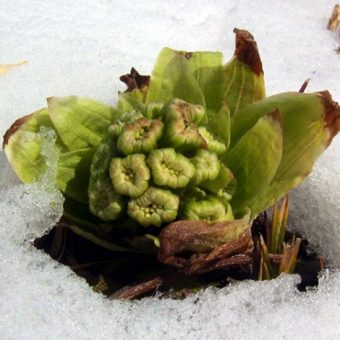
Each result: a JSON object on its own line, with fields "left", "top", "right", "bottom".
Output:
{"left": 89, "top": 99, "right": 234, "bottom": 226}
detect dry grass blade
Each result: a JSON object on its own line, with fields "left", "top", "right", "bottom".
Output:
{"left": 279, "top": 237, "right": 302, "bottom": 274}
{"left": 269, "top": 194, "right": 289, "bottom": 254}
{"left": 327, "top": 4, "right": 340, "bottom": 31}
{"left": 298, "top": 79, "right": 310, "bottom": 93}
{"left": 258, "top": 235, "right": 273, "bottom": 280}
{"left": 110, "top": 276, "right": 164, "bottom": 300}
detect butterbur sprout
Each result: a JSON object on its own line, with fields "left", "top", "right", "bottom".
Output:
{"left": 110, "top": 154, "right": 150, "bottom": 198}
{"left": 191, "top": 149, "right": 221, "bottom": 185}
{"left": 117, "top": 118, "right": 164, "bottom": 155}
{"left": 198, "top": 127, "right": 227, "bottom": 155}
{"left": 162, "top": 99, "right": 205, "bottom": 124}
{"left": 128, "top": 187, "right": 180, "bottom": 226}
{"left": 162, "top": 117, "right": 204, "bottom": 151}
{"left": 161, "top": 99, "right": 206, "bottom": 151}
{"left": 200, "top": 164, "right": 234, "bottom": 194}
{"left": 107, "top": 110, "right": 144, "bottom": 138}
{"left": 139, "top": 102, "right": 164, "bottom": 119}
{"left": 181, "top": 196, "right": 234, "bottom": 222}
{"left": 147, "top": 148, "right": 195, "bottom": 188}
{"left": 89, "top": 181, "right": 124, "bottom": 221}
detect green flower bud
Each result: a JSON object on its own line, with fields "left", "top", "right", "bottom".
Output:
{"left": 89, "top": 142, "right": 124, "bottom": 221}
{"left": 198, "top": 127, "right": 227, "bottom": 155}
{"left": 128, "top": 187, "right": 180, "bottom": 226}
{"left": 200, "top": 164, "right": 234, "bottom": 194}
{"left": 163, "top": 99, "right": 205, "bottom": 125}
{"left": 110, "top": 154, "right": 150, "bottom": 198}
{"left": 191, "top": 149, "right": 221, "bottom": 185}
{"left": 108, "top": 110, "right": 144, "bottom": 138}
{"left": 162, "top": 117, "right": 206, "bottom": 151}
{"left": 139, "top": 102, "right": 164, "bottom": 119}
{"left": 161, "top": 99, "right": 207, "bottom": 151}
{"left": 181, "top": 196, "right": 234, "bottom": 222}
{"left": 147, "top": 148, "right": 195, "bottom": 189}
{"left": 117, "top": 118, "right": 164, "bottom": 155}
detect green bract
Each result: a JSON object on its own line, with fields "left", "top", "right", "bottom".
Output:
{"left": 3, "top": 29, "right": 340, "bottom": 258}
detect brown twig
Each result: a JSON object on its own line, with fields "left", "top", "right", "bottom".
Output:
{"left": 110, "top": 276, "right": 164, "bottom": 300}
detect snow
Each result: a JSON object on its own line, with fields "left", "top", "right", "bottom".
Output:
{"left": 1, "top": 0, "right": 340, "bottom": 339}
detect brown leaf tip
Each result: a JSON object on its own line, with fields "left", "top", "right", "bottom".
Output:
{"left": 119, "top": 67, "right": 150, "bottom": 92}
{"left": 2, "top": 113, "right": 32, "bottom": 149}
{"left": 319, "top": 91, "right": 340, "bottom": 147}
{"left": 233, "top": 28, "right": 263, "bottom": 75}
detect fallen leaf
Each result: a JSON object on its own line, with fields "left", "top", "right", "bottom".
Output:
{"left": 327, "top": 4, "right": 340, "bottom": 31}
{"left": 0, "top": 60, "right": 27, "bottom": 75}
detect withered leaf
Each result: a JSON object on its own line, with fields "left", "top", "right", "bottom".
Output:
{"left": 327, "top": 4, "right": 340, "bottom": 31}
{"left": 233, "top": 28, "right": 263, "bottom": 75}
{"left": 158, "top": 217, "right": 253, "bottom": 275}
{"left": 158, "top": 215, "right": 251, "bottom": 260}
{"left": 119, "top": 67, "right": 150, "bottom": 92}
{"left": 0, "top": 60, "right": 27, "bottom": 75}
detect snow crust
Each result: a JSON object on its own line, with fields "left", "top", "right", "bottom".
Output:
{"left": 1, "top": 1, "right": 340, "bottom": 339}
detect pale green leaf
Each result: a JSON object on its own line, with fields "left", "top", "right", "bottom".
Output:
{"left": 185, "top": 51, "right": 225, "bottom": 111}
{"left": 207, "top": 104, "right": 230, "bottom": 149}
{"left": 4, "top": 108, "right": 59, "bottom": 183}
{"left": 57, "top": 148, "right": 95, "bottom": 203}
{"left": 223, "top": 57, "right": 265, "bottom": 117}
{"left": 145, "top": 48, "right": 206, "bottom": 106}
{"left": 230, "top": 92, "right": 334, "bottom": 214}
{"left": 48, "top": 96, "right": 114, "bottom": 151}
{"left": 224, "top": 110, "right": 283, "bottom": 215}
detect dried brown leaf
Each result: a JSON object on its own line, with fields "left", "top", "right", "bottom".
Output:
{"left": 233, "top": 28, "right": 263, "bottom": 75}
{"left": 119, "top": 67, "right": 150, "bottom": 92}
{"left": 0, "top": 60, "right": 27, "bottom": 75}
{"left": 158, "top": 214, "right": 251, "bottom": 262}
{"left": 319, "top": 90, "right": 340, "bottom": 146}
{"left": 327, "top": 4, "right": 340, "bottom": 31}
{"left": 159, "top": 222, "right": 253, "bottom": 276}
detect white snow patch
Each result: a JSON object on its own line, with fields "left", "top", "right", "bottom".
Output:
{"left": 1, "top": 0, "right": 340, "bottom": 339}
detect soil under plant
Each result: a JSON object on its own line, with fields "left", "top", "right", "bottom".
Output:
{"left": 34, "top": 212, "right": 325, "bottom": 300}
